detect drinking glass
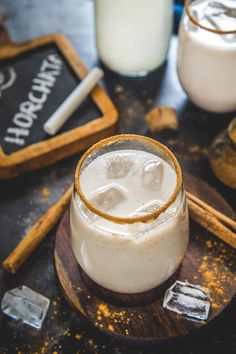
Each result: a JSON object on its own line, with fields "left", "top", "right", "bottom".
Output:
{"left": 70, "top": 135, "right": 189, "bottom": 293}
{"left": 177, "top": 0, "right": 236, "bottom": 113}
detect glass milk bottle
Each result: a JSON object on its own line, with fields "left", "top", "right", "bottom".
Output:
{"left": 70, "top": 135, "right": 189, "bottom": 293}
{"left": 177, "top": 0, "right": 236, "bottom": 113}
{"left": 95, "top": 0, "right": 173, "bottom": 76}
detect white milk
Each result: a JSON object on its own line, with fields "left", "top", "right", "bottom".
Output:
{"left": 70, "top": 150, "right": 189, "bottom": 293}
{"left": 95, "top": 0, "right": 173, "bottom": 76}
{"left": 177, "top": 0, "right": 236, "bottom": 113}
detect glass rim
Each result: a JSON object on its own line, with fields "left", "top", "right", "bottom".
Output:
{"left": 74, "top": 134, "right": 183, "bottom": 225}
{"left": 185, "top": 0, "right": 236, "bottom": 35}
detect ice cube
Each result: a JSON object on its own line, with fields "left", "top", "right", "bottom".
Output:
{"left": 208, "top": 1, "right": 236, "bottom": 19}
{"left": 91, "top": 185, "right": 127, "bottom": 212}
{"left": 142, "top": 160, "right": 164, "bottom": 191}
{"left": 106, "top": 155, "right": 133, "bottom": 179}
{"left": 129, "top": 202, "right": 176, "bottom": 237}
{"left": 189, "top": 10, "right": 200, "bottom": 32}
{"left": 80, "top": 202, "right": 98, "bottom": 223}
{"left": 1, "top": 285, "right": 50, "bottom": 329}
{"left": 172, "top": 281, "right": 210, "bottom": 300}
{"left": 130, "top": 200, "right": 161, "bottom": 217}
{"left": 163, "top": 281, "right": 210, "bottom": 320}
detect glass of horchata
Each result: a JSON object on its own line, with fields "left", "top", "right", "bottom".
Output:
{"left": 70, "top": 135, "right": 189, "bottom": 294}
{"left": 177, "top": 0, "right": 236, "bottom": 113}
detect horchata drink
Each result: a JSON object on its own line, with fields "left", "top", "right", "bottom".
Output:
{"left": 70, "top": 135, "right": 189, "bottom": 293}
{"left": 177, "top": 0, "right": 236, "bottom": 113}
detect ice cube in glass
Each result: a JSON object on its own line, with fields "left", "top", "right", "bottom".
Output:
{"left": 142, "top": 160, "right": 164, "bottom": 190}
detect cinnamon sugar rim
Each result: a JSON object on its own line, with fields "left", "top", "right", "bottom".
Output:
{"left": 74, "top": 134, "right": 182, "bottom": 225}
{"left": 185, "top": 0, "right": 236, "bottom": 35}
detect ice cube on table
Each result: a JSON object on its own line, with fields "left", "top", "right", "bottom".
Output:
{"left": 142, "top": 160, "right": 164, "bottom": 191}
{"left": 91, "top": 185, "right": 127, "bottom": 212}
{"left": 163, "top": 281, "right": 210, "bottom": 321}
{"left": 106, "top": 155, "right": 133, "bottom": 179}
{"left": 1, "top": 285, "right": 50, "bottom": 329}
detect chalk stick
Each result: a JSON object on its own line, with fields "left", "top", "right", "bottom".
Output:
{"left": 43, "top": 67, "right": 104, "bottom": 136}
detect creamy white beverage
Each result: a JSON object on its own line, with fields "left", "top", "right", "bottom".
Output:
{"left": 70, "top": 139, "right": 189, "bottom": 294}
{"left": 95, "top": 0, "right": 173, "bottom": 76}
{"left": 177, "top": 0, "right": 236, "bottom": 113}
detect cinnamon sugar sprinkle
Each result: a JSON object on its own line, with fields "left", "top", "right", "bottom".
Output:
{"left": 194, "top": 238, "right": 236, "bottom": 310}
{"left": 95, "top": 303, "right": 131, "bottom": 334}
{"left": 41, "top": 187, "right": 50, "bottom": 198}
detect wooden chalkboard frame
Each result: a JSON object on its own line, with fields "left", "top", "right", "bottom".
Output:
{"left": 0, "top": 34, "right": 118, "bottom": 179}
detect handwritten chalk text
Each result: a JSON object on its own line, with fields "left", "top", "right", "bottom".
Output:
{"left": 4, "top": 54, "right": 63, "bottom": 146}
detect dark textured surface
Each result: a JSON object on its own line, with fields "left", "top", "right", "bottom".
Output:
{"left": 0, "top": 0, "right": 236, "bottom": 353}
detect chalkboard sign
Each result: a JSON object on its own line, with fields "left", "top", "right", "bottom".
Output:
{"left": 0, "top": 34, "right": 118, "bottom": 178}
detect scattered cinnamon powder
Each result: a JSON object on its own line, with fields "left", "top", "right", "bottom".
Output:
{"left": 196, "top": 238, "right": 236, "bottom": 310}
{"left": 108, "top": 324, "right": 114, "bottom": 331}
{"left": 96, "top": 303, "right": 131, "bottom": 334}
{"left": 145, "top": 107, "right": 178, "bottom": 132}
{"left": 87, "top": 338, "right": 99, "bottom": 353}
{"left": 115, "top": 84, "right": 124, "bottom": 93}
{"left": 75, "top": 334, "right": 82, "bottom": 340}
{"left": 211, "top": 303, "right": 218, "bottom": 310}
{"left": 38, "top": 339, "right": 50, "bottom": 354}
{"left": 41, "top": 187, "right": 50, "bottom": 198}
{"left": 188, "top": 145, "right": 209, "bottom": 157}
{"left": 206, "top": 240, "right": 213, "bottom": 249}
{"left": 166, "top": 138, "right": 209, "bottom": 160}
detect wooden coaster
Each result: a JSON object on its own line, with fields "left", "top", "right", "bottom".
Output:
{"left": 54, "top": 175, "right": 236, "bottom": 344}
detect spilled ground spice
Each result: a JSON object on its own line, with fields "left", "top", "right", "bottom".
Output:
{"left": 115, "top": 84, "right": 124, "bottom": 93}
{"left": 95, "top": 303, "right": 131, "bottom": 334}
{"left": 108, "top": 324, "right": 114, "bottom": 331}
{"left": 41, "top": 187, "right": 50, "bottom": 198}
{"left": 74, "top": 334, "right": 82, "bottom": 340}
{"left": 166, "top": 138, "right": 209, "bottom": 161}
{"left": 87, "top": 337, "right": 100, "bottom": 353}
{"left": 194, "top": 238, "right": 236, "bottom": 310}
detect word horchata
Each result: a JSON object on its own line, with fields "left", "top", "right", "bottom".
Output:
{"left": 4, "top": 54, "right": 63, "bottom": 146}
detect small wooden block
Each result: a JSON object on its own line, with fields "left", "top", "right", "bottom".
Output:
{"left": 54, "top": 174, "right": 236, "bottom": 344}
{"left": 0, "top": 33, "right": 118, "bottom": 179}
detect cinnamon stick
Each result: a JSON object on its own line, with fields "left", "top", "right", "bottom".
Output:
{"left": 3, "top": 185, "right": 73, "bottom": 274}
{"left": 186, "top": 191, "right": 236, "bottom": 231}
{"left": 187, "top": 198, "right": 236, "bottom": 250}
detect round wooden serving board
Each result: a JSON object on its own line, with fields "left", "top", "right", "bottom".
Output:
{"left": 54, "top": 175, "right": 236, "bottom": 344}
